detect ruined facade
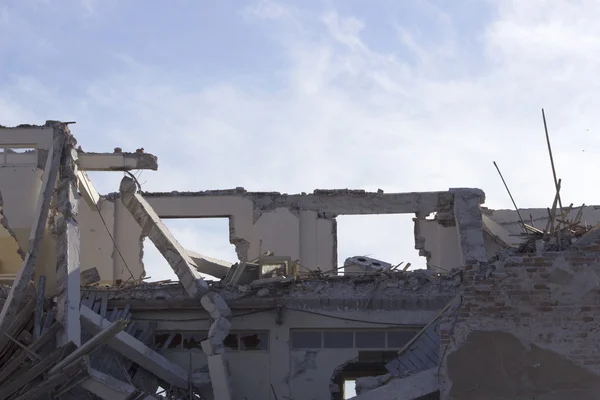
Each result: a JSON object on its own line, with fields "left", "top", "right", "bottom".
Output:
{"left": 0, "top": 122, "right": 599, "bottom": 399}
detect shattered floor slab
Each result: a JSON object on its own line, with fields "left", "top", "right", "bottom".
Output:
{"left": 349, "top": 368, "right": 438, "bottom": 400}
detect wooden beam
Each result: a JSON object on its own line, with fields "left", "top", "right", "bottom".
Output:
{"left": 49, "top": 319, "right": 127, "bottom": 375}
{"left": 33, "top": 275, "right": 46, "bottom": 340}
{"left": 0, "top": 342, "right": 77, "bottom": 400}
{"left": 0, "top": 322, "right": 62, "bottom": 385}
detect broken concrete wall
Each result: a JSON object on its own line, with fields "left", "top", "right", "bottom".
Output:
{"left": 141, "top": 189, "right": 454, "bottom": 271}
{"left": 439, "top": 240, "right": 600, "bottom": 399}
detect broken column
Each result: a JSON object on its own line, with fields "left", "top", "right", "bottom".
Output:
{"left": 119, "top": 176, "right": 208, "bottom": 298}
{"left": 200, "top": 291, "right": 234, "bottom": 400}
{"left": 55, "top": 127, "right": 81, "bottom": 346}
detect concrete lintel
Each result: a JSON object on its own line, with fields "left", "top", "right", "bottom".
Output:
{"left": 77, "top": 170, "right": 101, "bottom": 207}
{"left": 78, "top": 152, "right": 158, "bottom": 171}
{"left": 187, "top": 249, "right": 232, "bottom": 279}
{"left": 142, "top": 190, "right": 455, "bottom": 217}
{"left": 119, "top": 177, "right": 208, "bottom": 298}
{"left": 80, "top": 305, "right": 201, "bottom": 389}
{"left": 349, "top": 368, "right": 438, "bottom": 400}
{"left": 0, "top": 126, "right": 65, "bottom": 335}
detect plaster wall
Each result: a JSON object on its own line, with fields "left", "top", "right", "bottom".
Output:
{"left": 79, "top": 199, "right": 117, "bottom": 283}
{"left": 113, "top": 200, "right": 145, "bottom": 282}
{"left": 138, "top": 308, "right": 436, "bottom": 400}
{"left": 418, "top": 219, "right": 507, "bottom": 272}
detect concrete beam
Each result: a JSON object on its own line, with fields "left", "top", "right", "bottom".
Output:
{"left": 143, "top": 190, "right": 454, "bottom": 218}
{"left": 77, "top": 152, "right": 158, "bottom": 171}
{"left": 79, "top": 305, "right": 202, "bottom": 389}
{"left": 187, "top": 249, "right": 232, "bottom": 279}
{"left": 119, "top": 177, "right": 208, "bottom": 298}
{"left": 76, "top": 170, "right": 101, "bottom": 207}
{"left": 0, "top": 126, "right": 65, "bottom": 336}
{"left": 56, "top": 136, "right": 82, "bottom": 346}
{"left": 349, "top": 368, "right": 438, "bottom": 400}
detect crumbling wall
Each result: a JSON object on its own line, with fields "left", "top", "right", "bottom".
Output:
{"left": 440, "top": 241, "right": 600, "bottom": 399}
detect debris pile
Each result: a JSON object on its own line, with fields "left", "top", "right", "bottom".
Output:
{"left": 493, "top": 109, "right": 597, "bottom": 254}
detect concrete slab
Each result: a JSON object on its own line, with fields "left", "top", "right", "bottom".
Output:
{"left": 77, "top": 152, "right": 158, "bottom": 171}
{"left": 79, "top": 305, "right": 204, "bottom": 389}
{"left": 187, "top": 249, "right": 232, "bottom": 279}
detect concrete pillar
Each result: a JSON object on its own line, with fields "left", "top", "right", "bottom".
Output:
{"left": 56, "top": 134, "right": 81, "bottom": 346}
{"left": 449, "top": 188, "right": 487, "bottom": 266}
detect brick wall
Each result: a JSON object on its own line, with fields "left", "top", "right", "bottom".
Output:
{"left": 439, "top": 238, "right": 600, "bottom": 398}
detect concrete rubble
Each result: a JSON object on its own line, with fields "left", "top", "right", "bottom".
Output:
{"left": 1, "top": 121, "right": 600, "bottom": 399}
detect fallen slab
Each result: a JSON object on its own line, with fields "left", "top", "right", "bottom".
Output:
{"left": 79, "top": 305, "right": 206, "bottom": 389}
{"left": 77, "top": 152, "right": 158, "bottom": 171}
{"left": 187, "top": 249, "right": 232, "bottom": 279}
{"left": 119, "top": 176, "right": 208, "bottom": 298}
{"left": 348, "top": 368, "right": 438, "bottom": 400}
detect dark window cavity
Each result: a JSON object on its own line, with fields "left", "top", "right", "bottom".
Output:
{"left": 291, "top": 331, "right": 322, "bottom": 349}
{"left": 355, "top": 331, "right": 386, "bottom": 348}
{"left": 324, "top": 331, "right": 353, "bottom": 348}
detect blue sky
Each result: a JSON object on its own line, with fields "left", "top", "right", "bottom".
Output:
{"left": 2, "top": 0, "right": 600, "bottom": 283}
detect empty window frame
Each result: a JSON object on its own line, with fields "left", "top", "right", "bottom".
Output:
{"left": 0, "top": 147, "right": 37, "bottom": 166}
{"left": 291, "top": 329, "right": 418, "bottom": 350}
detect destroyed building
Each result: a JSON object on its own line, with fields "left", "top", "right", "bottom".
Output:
{"left": 0, "top": 122, "right": 599, "bottom": 399}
